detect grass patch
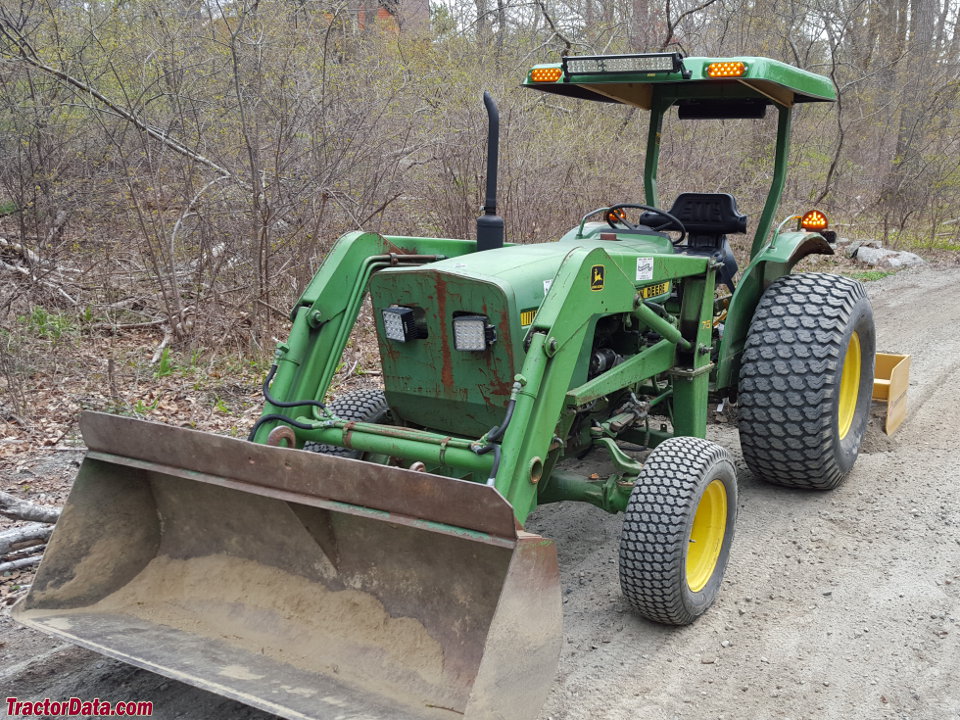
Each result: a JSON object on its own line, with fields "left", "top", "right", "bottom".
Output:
{"left": 901, "top": 238, "right": 960, "bottom": 251}
{"left": 844, "top": 270, "right": 894, "bottom": 282}
{"left": 884, "top": 230, "right": 960, "bottom": 252}
{"left": 18, "top": 306, "right": 77, "bottom": 340}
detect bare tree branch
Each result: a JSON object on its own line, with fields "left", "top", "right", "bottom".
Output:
{"left": 0, "top": 18, "right": 234, "bottom": 178}
{"left": 659, "top": 0, "right": 720, "bottom": 52}
{"left": 0, "top": 523, "right": 53, "bottom": 555}
{"left": 0, "top": 491, "right": 61, "bottom": 524}
{"left": 534, "top": 0, "right": 572, "bottom": 55}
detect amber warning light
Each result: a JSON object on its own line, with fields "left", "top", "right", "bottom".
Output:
{"left": 531, "top": 67, "right": 563, "bottom": 83}
{"left": 801, "top": 210, "right": 829, "bottom": 231}
{"left": 706, "top": 61, "right": 746, "bottom": 78}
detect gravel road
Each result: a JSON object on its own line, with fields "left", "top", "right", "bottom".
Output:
{"left": 2, "top": 265, "right": 958, "bottom": 720}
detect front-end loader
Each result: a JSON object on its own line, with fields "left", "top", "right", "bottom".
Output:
{"left": 15, "top": 54, "right": 875, "bottom": 720}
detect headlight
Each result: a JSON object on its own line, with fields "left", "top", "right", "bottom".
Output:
{"left": 382, "top": 306, "right": 427, "bottom": 342}
{"left": 453, "top": 315, "right": 497, "bottom": 351}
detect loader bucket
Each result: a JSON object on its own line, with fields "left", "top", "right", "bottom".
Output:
{"left": 14, "top": 412, "right": 562, "bottom": 720}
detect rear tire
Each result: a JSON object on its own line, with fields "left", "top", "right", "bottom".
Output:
{"left": 619, "top": 437, "right": 738, "bottom": 626}
{"left": 303, "top": 389, "right": 391, "bottom": 459}
{"left": 738, "top": 273, "right": 875, "bottom": 489}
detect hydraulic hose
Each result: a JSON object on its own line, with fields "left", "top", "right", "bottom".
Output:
{"left": 249, "top": 364, "right": 327, "bottom": 442}
{"left": 474, "top": 442, "right": 502, "bottom": 486}
{"left": 478, "top": 379, "right": 521, "bottom": 483}
{"left": 261, "top": 364, "right": 326, "bottom": 411}
{"left": 487, "top": 398, "right": 516, "bottom": 443}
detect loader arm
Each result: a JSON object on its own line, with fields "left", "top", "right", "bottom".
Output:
{"left": 253, "top": 231, "right": 477, "bottom": 444}
{"left": 494, "top": 247, "right": 716, "bottom": 522}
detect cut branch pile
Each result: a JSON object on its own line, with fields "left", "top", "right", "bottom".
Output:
{"left": 0, "top": 490, "right": 61, "bottom": 575}
{"left": 0, "top": 236, "right": 82, "bottom": 307}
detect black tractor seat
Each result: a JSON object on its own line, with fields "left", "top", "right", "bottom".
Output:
{"left": 667, "top": 192, "right": 746, "bottom": 244}
{"left": 658, "top": 192, "right": 746, "bottom": 292}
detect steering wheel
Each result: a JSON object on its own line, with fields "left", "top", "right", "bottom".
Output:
{"left": 605, "top": 203, "right": 687, "bottom": 246}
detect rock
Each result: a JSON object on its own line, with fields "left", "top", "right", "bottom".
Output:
{"left": 855, "top": 246, "right": 926, "bottom": 268}
{"left": 888, "top": 251, "right": 925, "bottom": 268}
{"left": 847, "top": 238, "right": 883, "bottom": 257}
{"left": 720, "top": 639, "right": 732, "bottom": 648}
{"left": 855, "top": 246, "right": 897, "bottom": 265}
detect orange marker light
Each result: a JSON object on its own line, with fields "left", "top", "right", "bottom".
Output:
{"left": 706, "top": 61, "right": 746, "bottom": 78}
{"left": 801, "top": 210, "right": 829, "bottom": 231}
{"left": 531, "top": 67, "right": 563, "bottom": 82}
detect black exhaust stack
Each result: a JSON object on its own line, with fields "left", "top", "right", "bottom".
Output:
{"left": 476, "top": 91, "right": 504, "bottom": 251}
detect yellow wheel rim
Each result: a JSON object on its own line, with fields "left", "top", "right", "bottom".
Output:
{"left": 837, "top": 332, "right": 861, "bottom": 439}
{"left": 686, "top": 479, "right": 728, "bottom": 593}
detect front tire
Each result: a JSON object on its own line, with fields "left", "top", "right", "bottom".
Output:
{"left": 619, "top": 437, "right": 738, "bottom": 625}
{"left": 303, "top": 389, "right": 391, "bottom": 459}
{"left": 738, "top": 273, "right": 875, "bottom": 489}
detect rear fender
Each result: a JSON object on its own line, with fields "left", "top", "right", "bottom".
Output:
{"left": 715, "top": 231, "right": 833, "bottom": 392}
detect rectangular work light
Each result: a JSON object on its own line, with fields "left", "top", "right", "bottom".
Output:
{"left": 382, "top": 306, "right": 424, "bottom": 342}
{"left": 453, "top": 315, "right": 497, "bottom": 352}
{"left": 563, "top": 53, "right": 688, "bottom": 78}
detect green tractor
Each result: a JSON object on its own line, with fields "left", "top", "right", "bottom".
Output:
{"left": 16, "top": 53, "right": 874, "bottom": 720}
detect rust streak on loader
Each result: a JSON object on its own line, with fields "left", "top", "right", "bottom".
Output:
{"left": 14, "top": 412, "right": 563, "bottom": 720}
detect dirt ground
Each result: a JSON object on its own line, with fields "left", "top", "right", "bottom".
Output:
{"left": 2, "top": 264, "right": 959, "bottom": 720}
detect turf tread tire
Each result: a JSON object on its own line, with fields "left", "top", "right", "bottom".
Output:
{"left": 737, "top": 272, "right": 875, "bottom": 490}
{"left": 303, "top": 389, "right": 390, "bottom": 458}
{"left": 619, "top": 436, "right": 737, "bottom": 626}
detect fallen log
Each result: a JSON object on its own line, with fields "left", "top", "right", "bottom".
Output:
{"left": 0, "top": 555, "right": 42, "bottom": 573}
{"left": 3, "top": 543, "right": 46, "bottom": 561}
{"left": 0, "top": 491, "right": 61, "bottom": 523}
{"left": 0, "top": 523, "right": 53, "bottom": 555}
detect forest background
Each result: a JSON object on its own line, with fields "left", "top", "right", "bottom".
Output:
{"left": 1, "top": 0, "right": 958, "bottom": 432}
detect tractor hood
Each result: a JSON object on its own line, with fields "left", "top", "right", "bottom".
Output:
{"left": 369, "top": 232, "right": 673, "bottom": 438}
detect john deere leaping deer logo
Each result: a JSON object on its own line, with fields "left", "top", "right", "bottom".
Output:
{"left": 590, "top": 264, "right": 605, "bottom": 291}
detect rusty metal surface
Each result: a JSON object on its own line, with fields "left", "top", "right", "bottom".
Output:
{"left": 14, "top": 447, "right": 563, "bottom": 720}
{"left": 79, "top": 411, "right": 517, "bottom": 540}
{"left": 266, "top": 425, "right": 296, "bottom": 447}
